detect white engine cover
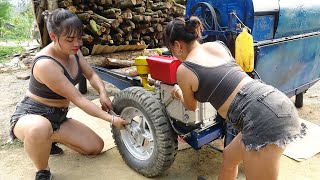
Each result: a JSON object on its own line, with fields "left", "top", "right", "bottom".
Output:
{"left": 160, "top": 83, "right": 217, "bottom": 124}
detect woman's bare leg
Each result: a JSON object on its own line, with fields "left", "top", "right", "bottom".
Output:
{"left": 243, "top": 144, "right": 284, "bottom": 180}
{"left": 13, "top": 115, "right": 53, "bottom": 170}
{"left": 51, "top": 118, "right": 104, "bottom": 155}
{"left": 218, "top": 133, "right": 244, "bottom": 180}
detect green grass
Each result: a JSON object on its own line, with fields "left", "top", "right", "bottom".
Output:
{"left": 0, "top": 45, "right": 25, "bottom": 64}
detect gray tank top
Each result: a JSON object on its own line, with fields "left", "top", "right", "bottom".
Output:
{"left": 182, "top": 60, "right": 248, "bottom": 109}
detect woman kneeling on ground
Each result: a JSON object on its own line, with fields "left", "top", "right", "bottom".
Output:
{"left": 165, "top": 16, "right": 306, "bottom": 180}
{"left": 10, "top": 8, "right": 128, "bottom": 180}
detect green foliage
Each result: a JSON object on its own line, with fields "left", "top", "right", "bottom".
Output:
{"left": 0, "top": 45, "right": 24, "bottom": 63}
{"left": 0, "top": 1, "right": 32, "bottom": 63}
{"left": 0, "top": 0, "right": 12, "bottom": 37}
{"left": 0, "top": 0, "right": 35, "bottom": 41}
{"left": 0, "top": 0, "right": 11, "bottom": 21}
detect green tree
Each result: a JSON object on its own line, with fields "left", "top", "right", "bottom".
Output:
{"left": 11, "top": 1, "right": 35, "bottom": 40}
{"left": 0, "top": 0, "right": 12, "bottom": 37}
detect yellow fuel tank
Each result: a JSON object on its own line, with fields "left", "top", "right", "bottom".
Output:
{"left": 235, "top": 27, "right": 254, "bottom": 72}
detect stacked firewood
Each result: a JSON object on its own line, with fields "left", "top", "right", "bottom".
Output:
{"left": 56, "top": 0, "right": 186, "bottom": 54}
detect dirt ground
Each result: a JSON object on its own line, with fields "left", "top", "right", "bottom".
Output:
{"left": 0, "top": 68, "right": 319, "bottom": 180}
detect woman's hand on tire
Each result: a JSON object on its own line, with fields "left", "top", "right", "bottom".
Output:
{"left": 113, "top": 116, "right": 129, "bottom": 129}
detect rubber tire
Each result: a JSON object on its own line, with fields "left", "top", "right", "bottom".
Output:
{"left": 111, "top": 87, "right": 178, "bottom": 177}
{"left": 295, "top": 92, "right": 303, "bottom": 108}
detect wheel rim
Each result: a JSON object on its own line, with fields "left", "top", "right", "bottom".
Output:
{"left": 120, "top": 107, "right": 154, "bottom": 160}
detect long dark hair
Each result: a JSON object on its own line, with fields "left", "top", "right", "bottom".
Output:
{"left": 43, "top": 8, "right": 83, "bottom": 38}
{"left": 164, "top": 16, "right": 203, "bottom": 47}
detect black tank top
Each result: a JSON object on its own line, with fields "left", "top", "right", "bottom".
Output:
{"left": 28, "top": 55, "right": 82, "bottom": 99}
{"left": 182, "top": 60, "right": 248, "bottom": 110}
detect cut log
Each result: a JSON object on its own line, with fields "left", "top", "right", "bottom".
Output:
{"left": 155, "top": 32, "right": 163, "bottom": 40}
{"left": 143, "top": 12, "right": 154, "bottom": 16}
{"left": 143, "top": 15, "right": 152, "bottom": 22}
{"left": 87, "top": 56, "right": 134, "bottom": 68}
{"left": 79, "top": 4, "right": 89, "bottom": 11}
{"left": 99, "top": 26, "right": 107, "bottom": 33}
{"left": 151, "top": 2, "right": 173, "bottom": 10}
{"left": 119, "top": 0, "right": 137, "bottom": 9}
{"left": 90, "top": 13, "right": 120, "bottom": 28}
{"left": 100, "top": 22, "right": 111, "bottom": 29}
{"left": 136, "top": 23, "right": 151, "bottom": 29}
{"left": 133, "top": 7, "right": 145, "bottom": 13}
{"left": 117, "top": 16, "right": 124, "bottom": 24}
{"left": 132, "top": 32, "right": 140, "bottom": 39}
{"left": 82, "top": 34, "right": 94, "bottom": 43}
{"left": 114, "top": 27, "right": 124, "bottom": 35}
{"left": 112, "top": 33, "right": 124, "bottom": 43}
{"left": 151, "top": 18, "right": 165, "bottom": 23}
{"left": 125, "top": 20, "right": 135, "bottom": 29}
{"left": 81, "top": 46, "right": 90, "bottom": 56}
{"left": 58, "top": 1, "right": 71, "bottom": 8}
{"left": 135, "top": 0, "right": 143, "bottom": 4}
{"left": 152, "top": 23, "right": 163, "bottom": 32}
{"left": 105, "top": 58, "right": 134, "bottom": 67}
{"left": 120, "top": 25, "right": 132, "bottom": 33}
{"left": 98, "top": 0, "right": 112, "bottom": 5}
{"left": 72, "top": 0, "right": 82, "bottom": 5}
{"left": 47, "top": 0, "right": 58, "bottom": 10}
{"left": 146, "top": 27, "right": 154, "bottom": 33}
{"left": 123, "top": 34, "right": 133, "bottom": 41}
{"left": 67, "top": 6, "right": 82, "bottom": 13}
{"left": 112, "top": 66, "right": 138, "bottom": 77}
{"left": 77, "top": 13, "right": 91, "bottom": 21}
{"left": 97, "top": 6, "right": 104, "bottom": 11}
{"left": 113, "top": 0, "right": 121, "bottom": 5}
{"left": 144, "top": 40, "right": 155, "bottom": 48}
{"left": 174, "top": 0, "right": 187, "bottom": 5}
{"left": 132, "top": 15, "right": 144, "bottom": 22}
{"left": 100, "top": 35, "right": 114, "bottom": 45}
{"left": 89, "top": 20, "right": 102, "bottom": 35}
{"left": 89, "top": 3, "right": 98, "bottom": 12}
{"left": 103, "top": 8, "right": 121, "bottom": 19}
{"left": 122, "top": 9, "right": 133, "bottom": 19}
{"left": 100, "top": 24, "right": 111, "bottom": 34}
{"left": 142, "top": 36, "right": 151, "bottom": 41}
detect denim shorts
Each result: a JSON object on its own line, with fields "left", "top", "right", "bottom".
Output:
{"left": 10, "top": 96, "right": 69, "bottom": 141}
{"left": 227, "top": 80, "right": 307, "bottom": 150}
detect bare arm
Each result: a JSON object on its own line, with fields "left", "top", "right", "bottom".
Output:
{"left": 77, "top": 52, "right": 113, "bottom": 111}
{"left": 172, "top": 65, "right": 198, "bottom": 111}
{"left": 33, "top": 59, "right": 127, "bottom": 128}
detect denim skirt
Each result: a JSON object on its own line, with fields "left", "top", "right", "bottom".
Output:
{"left": 227, "top": 80, "right": 307, "bottom": 150}
{"left": 10, "top": 96, "right": 69, "bottom": 141}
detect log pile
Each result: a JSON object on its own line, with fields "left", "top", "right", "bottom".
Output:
{"left": 35, "top": 0, "right": 186, "bottom": 55}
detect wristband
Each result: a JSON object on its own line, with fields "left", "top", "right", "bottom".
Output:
{"left": 111, "top": 115, "right": 114, "bottom": 125}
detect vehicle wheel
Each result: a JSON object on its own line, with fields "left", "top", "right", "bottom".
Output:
{"left": 111, "top": 87, "right": 178, "bottom": 177}
{"left": 295, "top": 92, "right": 303, "bottom": 108}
